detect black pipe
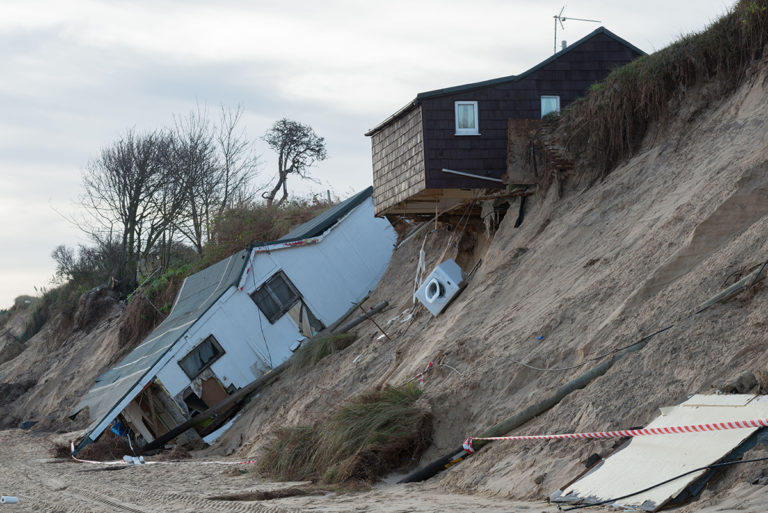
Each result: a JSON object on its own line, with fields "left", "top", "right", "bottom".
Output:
{"left": 397, "top": 447, "right": 468, "bottom": 483}
{"left": 398, "top": 331, "right": 658, "bottom": 483}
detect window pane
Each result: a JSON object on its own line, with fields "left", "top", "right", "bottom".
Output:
{"left": 269, "top": 275, "right": 298, "bottom": 306}
{"left": 457, "top": 104, "right": 476, "bottom": 129}
{"left": 541, "top": 96, "right": 560, "bottom": 117}
{"left": 252, "top": 286, "right": 280, "bottom": 321}
{"left": 250, "top": 271, "right": 301, "bottom": 323}
{"left": 179, "top": 336, "right": 223, "bottom": 378}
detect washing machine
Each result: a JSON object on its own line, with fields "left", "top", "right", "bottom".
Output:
{"left": 415, "top": 259, "right": 467, "bottom": 316}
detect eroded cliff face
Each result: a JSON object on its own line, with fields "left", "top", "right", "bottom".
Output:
{"left": 2, "top": 60, "right": 767, "bottom": 509}
{"left": 0, "top": 291, "right": 125, "bottom": 432}
{"left": 219, "top": 63, "right": 768, "bottom": 501}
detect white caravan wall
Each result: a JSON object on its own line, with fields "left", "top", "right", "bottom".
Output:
{"left": 155, "top": 197, "right": 395, "bottom": 400}
{"left": 245, "top": 197, "right": 396, "bottom": 324}
{"left": 154, "top": 288, "right": 294, "bottom": 398}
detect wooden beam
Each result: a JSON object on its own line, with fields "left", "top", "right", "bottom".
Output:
{"left": 141, "top": 360, "right": 291, "bottom": 452}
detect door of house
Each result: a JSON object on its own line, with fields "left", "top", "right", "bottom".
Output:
{"left": 200, "top": 376, "right": 229, "bottom": 408}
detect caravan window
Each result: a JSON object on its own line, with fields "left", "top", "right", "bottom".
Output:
{"left": 179, "top": 335, "right": 224, "bottom": 379}
{"left": 251, "top": 271, "right": 300, "bottom": 323}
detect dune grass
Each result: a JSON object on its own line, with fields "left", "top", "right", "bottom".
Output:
{"left": 259, "top": 384, "right": 432, "bottom": 484}
{"left": 289, "top": 333, "right": 357, "bottom": 371}
{"left": 555, "top": 0, "right": 768, "bottom": 175}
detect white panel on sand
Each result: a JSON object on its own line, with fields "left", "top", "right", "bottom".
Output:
{"left": 552, "top": 395, "right": 768, "bottom": 511}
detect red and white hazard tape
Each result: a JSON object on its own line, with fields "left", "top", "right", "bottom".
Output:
{"left": 462, "top": 418, "right": 768, "bottom": 453}
{"left": 407, "top": 361, "right": 433, "bottom": 385}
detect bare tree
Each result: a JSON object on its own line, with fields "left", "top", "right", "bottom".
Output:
{"left": 217, "top": 105, "right": 260, "bottom": 213}
{"left": 262, "top": 118, "right": 327, "bottom": 206}
{"left": 171, "top": 106, "right": 259, "bottom": 256}
{"left": 81, "top": 129, "right": 174, "bottom": 292}
{"left": 169, "top": 108, "right": 219, "bottom": 256}
{"left": 75, "top": 107, "right": 260, "bottom": 292}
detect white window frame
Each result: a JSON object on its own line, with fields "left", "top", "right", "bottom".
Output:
{"left": 454, "top": 101, "right": 479, "bottom": 135}
{"left": 540, "top": 95, "right": 561, "bottom": 118}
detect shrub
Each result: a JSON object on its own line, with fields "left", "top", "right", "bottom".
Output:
{"left": 18, "top": 284, "right": 82, "bottom": 341}
{"left": 554, "top": 0, "right": 768, "bottom": 175}
{"left": 259, "top": 384, "right": 432, "bottom": 483}
{"left": 205, "top": 195, "right": 336, "bottom": 264}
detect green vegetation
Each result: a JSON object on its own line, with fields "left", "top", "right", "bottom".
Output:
{"left": 555, "top": 0, "right": 768, "bottom": 174}
{"left": 36, "top": 194, "right": 337, "bottom": 347}
{"left": 17, "top": 284, "right": 85, "bottom": 341}
{"left": 289, "top": 333, "right": 357, "bottom": 371}
{"left": 205, "top": 195, "right": 335, "bottom": 264}
{"left": 259, "top": 384, "right": 432, "bottom": 484}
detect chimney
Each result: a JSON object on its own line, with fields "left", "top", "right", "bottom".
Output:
{"left": 561, "top": 40, "right": 567, "bottom": 51}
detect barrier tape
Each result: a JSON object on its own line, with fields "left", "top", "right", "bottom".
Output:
{"left": 408, "top": 361, "right": 433, "bottom": 385}
{"left": 69, "top": 442, "right": 257, "bottom": 466}
{"left": 461, "top": 418, "right": 768, "bottom": 454}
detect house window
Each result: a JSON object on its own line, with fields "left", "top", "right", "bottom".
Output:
{"left": 251, "top": 271, "right": 301, "bottom": 323}
{"left": 179, "top": 335, "right": 224, "bottom": 379}
{"left": 541, "top": 96, "right": 561, "bottom": 118}
{"left": 455, "top": 101, "right": 479, "bottom": 135}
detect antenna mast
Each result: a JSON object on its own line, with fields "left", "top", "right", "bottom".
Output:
{"left": 554, "top": 6, "right": 600, "bottom": 54}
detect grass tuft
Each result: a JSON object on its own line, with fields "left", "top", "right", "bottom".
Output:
{"left": 553, "top": 0, "right": 768, "bottom": 176}
{"left": 289, "top": 333, "right": 357, "bottom": 371}
{"left": 259, "top": 384, "right": 431, "bottom": 484}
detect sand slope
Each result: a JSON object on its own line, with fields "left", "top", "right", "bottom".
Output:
{"left": 2, "top": 56, "right": 768, "bottom": 513}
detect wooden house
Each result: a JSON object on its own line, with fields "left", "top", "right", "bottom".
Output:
{"left": 72, "top": 187, "right": 396, "bottom": 452}
{"left": 366, "top": 27, "right": 644, "bottom": 217}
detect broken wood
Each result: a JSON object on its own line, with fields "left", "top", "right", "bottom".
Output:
{"left": 141, "top": 359, "right": 292, "bottom": 452}
{"left": 325, "top": 295, "right": 370, "bottom": 334}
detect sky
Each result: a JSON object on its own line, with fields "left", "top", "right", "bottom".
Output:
{"left": 0, "top": 0, "right": 734, "bottom": 309}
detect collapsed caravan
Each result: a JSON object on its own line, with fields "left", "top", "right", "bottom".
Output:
{"left": 72, "top": 187, "right": 396, "bottom": 452}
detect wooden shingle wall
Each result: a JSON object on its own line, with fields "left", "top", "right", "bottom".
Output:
{"left": 421, "top": 32, "right": 642, "bottom": 190}
{"left": 371, "top": 106, "right": 426, "bottom": 215}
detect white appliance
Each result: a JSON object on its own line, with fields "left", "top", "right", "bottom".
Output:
{"left": 415, "top": 259, "right": 467, "bottom": 316}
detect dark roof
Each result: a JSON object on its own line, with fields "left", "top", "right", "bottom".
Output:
{"left": 365, "top": 27, "right": 645, "bottom": 136}
{"left": 73, "top": 249, "right": 249, "bottom": 449}
{"left": 254, "top": 186, "right": 374, "bottom": 246}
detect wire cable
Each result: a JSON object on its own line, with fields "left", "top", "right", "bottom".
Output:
{"left": 505, "top": 254, "right": 767, "bottom": 373}
{"left": 559, "top": 455, "right": 768, "bottom": 511}
{"left": 506, "top": 324, "right": 676, "bottom": 372}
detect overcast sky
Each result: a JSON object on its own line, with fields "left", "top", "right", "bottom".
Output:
{"left": 0, "top": 0, "right": 734, "bottom": 309}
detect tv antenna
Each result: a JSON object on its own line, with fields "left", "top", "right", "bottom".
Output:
{"left": 553, "top": 6, "right": 600, "bottom": 54}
